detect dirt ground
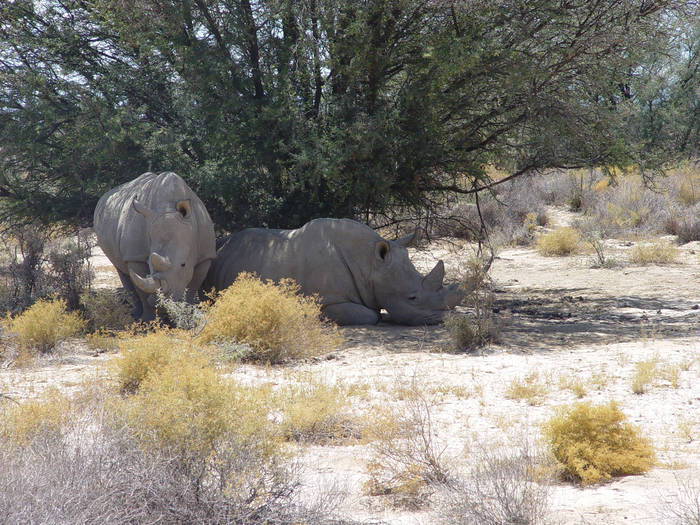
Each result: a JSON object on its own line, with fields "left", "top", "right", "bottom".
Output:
{"left": 2, "top": 207, "right": 699, "bottom": 524}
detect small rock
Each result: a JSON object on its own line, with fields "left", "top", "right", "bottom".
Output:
{"left": 692, "top": 305, "right": 699, "bottom": 310}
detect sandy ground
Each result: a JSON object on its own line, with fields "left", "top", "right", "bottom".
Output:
{"left": 2, "top": 208, "right": 699, "bottom": 524}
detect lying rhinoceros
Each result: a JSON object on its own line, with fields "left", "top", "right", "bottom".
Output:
{"left": 93, "top": 172, "right": 216, "bottom": 321}
{"left": 206, "top": 218, "right": 463, "bottom": 325}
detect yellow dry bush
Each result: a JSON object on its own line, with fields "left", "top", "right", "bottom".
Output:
{"left": 629, "top": 241, "right": 679, "bottom": 265}
{"left": 542, "top": 401, "right": 655, "bottom": 485}
{"left": 6, "top": 298, "right": 86, "bottom": 354}
{"left": 278, "top": 380, "right": 358, "bottom": 444}
{"left": 0, "top": 388, "right": 71, "bottom": 447}
{"left": 677, "top": 166, "right": 700, "bottom": 206}
{"left": 198, "top": 273, "right": 343, "bottom": 363}
{"left": 113, "top": 354, "right": 278, "bottom": 465}
{"left": 536, "top": 227, "right": 582, "bottom": 256}
{"left": 113, "top": 329, "right": 209, "bottom": 394}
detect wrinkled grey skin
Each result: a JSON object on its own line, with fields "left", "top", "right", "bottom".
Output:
{"left": 93, "top": 172, "right": 216, "bottom": 321}
{"left": 206, "top": 218, "right": 463, "bottom": 326}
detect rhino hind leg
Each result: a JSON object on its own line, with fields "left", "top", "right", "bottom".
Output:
{"left": 323, "top": 303, "right": 381, "bottom": 326}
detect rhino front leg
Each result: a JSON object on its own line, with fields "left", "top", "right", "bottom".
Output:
{"left": 186, "top": 259, "right": 212, "bottom": 303}
{"left": 322, "top": 303, "right": 381, "bottom": 326}
{"left": 126, "top": 261, "right": 156, "bottom": 322}
{"left": 116, "top": 268, "right": 144, "bottom": 320}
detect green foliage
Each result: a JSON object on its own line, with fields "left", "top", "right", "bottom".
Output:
{"left": 198, "top": 273, "right": 343, "bottom": 363}
{"left": 6, "top": 298, "right": 87, "bottom": 354}
{"left": 0, "top": 1, "right": 691, "bottom": 228}
{"left": 542, "top": 401, "right": 655, "bottom": 485}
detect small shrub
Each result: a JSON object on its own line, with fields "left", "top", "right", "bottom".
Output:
{"left": 6, "top": 298, "right": 86, "bottom": 354}
{"left": 0, "top": 388, "right": 71, "bottom": 447}
{"left": 677, "top": 173, "right": 700, "bottom": 206}
{"left": 438, "top": 444, "right": 555, "bottom": 525}
{"left": 631, "top": 357, "right": 659, "bottom": 394}
{"left": 505, "top": 372, "right": 549, "bottom": 406}
{"left": 85, "top": 328, "right": 119, "bottom": 353}
{"left": 364, "top": 381, "right": 448, "bottom": 507}
{"left": 198, "top": 273, "right": 343, "bottom": 363}
{"left": 542, "top": 401, "right": 655, "bottom": 485}
{"left": 445, "top": 256, "right": 501, "bottom": 352}
{"left": 80, "top": 289, "right": 132, "bottom": 332}
{"left": 659, "top": 475, "right": 700, "bottom": 525}
{"left": 155, "top": 290, "right": 206, "bottom": 330}
{"left": 676, "top": 217, "right": 700, "bottom": 244}
{"left": 0, "top": 224, "right": 49, "bottom": 313}
{"left": 536, "top": 227, "right": 582, "bottom": 256}
{"left": 114, "top": 352, "right": 279, "bottom": 471}
{"left": 629, "top": 240, "right": 679, "bottom": 265}
{"left": 113, "top": 329, "right": 206, "bottom": 394}
{"left": 278, "top": 380, "right": 359, "bottom": 444}
{"left": 46, "top": 233, "right": 94, "bottom": 311}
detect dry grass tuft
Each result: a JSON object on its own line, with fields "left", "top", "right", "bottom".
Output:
{"left": 505, "top": 372, "right": 550, "bottom": 406}
{"left": 198, "top": 273, "right": 343, "bottom": 363}
{"left": 542, "top": 401, "right": 655, "bottom": 485}
{"left": 536, "top": 227, "right": 582, "bottom": 256}
{"left": 629, "top": 240, "right": 679, "bottom": 265}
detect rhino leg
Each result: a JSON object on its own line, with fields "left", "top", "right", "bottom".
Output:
{"left": 186, "top": 259, "right": 212, "bottom": 303}
{"left": 116, "top": 268, "right": 143, "bottom": 320}
{"left": 126, "top": 261, "right": 156, "bottom": 322}
{"left": 323, "top": 303, "right": 381, "bottom": 326}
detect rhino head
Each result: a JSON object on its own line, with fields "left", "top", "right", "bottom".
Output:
{"left": 371, "top": 233, "right": 464, "bottom": 325}
{"left": 128, "top": 197, "right": 199, "bottom": 302}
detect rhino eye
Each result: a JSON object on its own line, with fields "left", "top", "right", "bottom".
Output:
{"left": 408, "top": 295, "right": 417, "bottom": 301}
{"left": 181, "top": 263, "right": 186, "bottom": 267}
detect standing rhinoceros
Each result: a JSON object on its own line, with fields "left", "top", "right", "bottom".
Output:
{"left": 93, "top": 172, "right": 216, "bottom": 321}
{"left": 206, "top": 218, "right": 463, "bottom": 325}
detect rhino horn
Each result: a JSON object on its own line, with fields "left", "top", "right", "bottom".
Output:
{"left": 396, "top": 229, "right": 417, "bottom": 247}
{"left": 129, "top": 268, "right": 159, "bottom": 294}
{"left": 422, "top": 260, "right": 445, "bottom": 292}
{"left": 150, "top": 252, "right": 171, "bottom": 272}
{"left": 132, "top": 197, "right": 153, "bottom": 219}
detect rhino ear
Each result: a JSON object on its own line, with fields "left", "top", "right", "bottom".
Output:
{"left": 132, "top": 197, "right": 153, "bottom": 219}
{"left": 422, "top": 260, "right": 445, "bottom": 292}
{"left": 176, "top": 199, "right": 191, "bottom": 218}
{"left": 396, "top": 229, "right": 418, "bottom": 247}
{"left": 375, "top": 240, "right": 390, "bottom": 262}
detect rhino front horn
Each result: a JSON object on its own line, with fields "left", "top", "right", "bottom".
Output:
{"left": 422, "top": 260, "right": 445, "bottom": 292}
{"left": 150, "top": 252, "right": 171, "bottom": 272}
{"left": 129, "top": 268, "right": 159, "bottom": 294}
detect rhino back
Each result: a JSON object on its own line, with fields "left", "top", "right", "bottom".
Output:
{"left": 210, "top": 218, "right": 378, "bottom": 307}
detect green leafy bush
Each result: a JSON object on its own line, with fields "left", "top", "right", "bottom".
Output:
{"left": 542, "top": 401, "right": 655, "bottom": 485}
{"left": 198, "top": 273, "right": 343, "bottom": 363}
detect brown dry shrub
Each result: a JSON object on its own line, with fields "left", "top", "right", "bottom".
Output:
{"left": 536, "top": 227, "right": 582, "bottom": 256}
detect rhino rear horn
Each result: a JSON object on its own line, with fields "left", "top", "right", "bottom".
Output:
{"left": 422, "top": 260, "right": 445, "bottom": 292}
{"left": 132, "top": 197, "right": 153, "bottom": 219}
{"left": 396, "top": 229, "right": 417, "bottom": 247}
{"left": 129, "top": 268, "right": 159, "bottom": 294}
